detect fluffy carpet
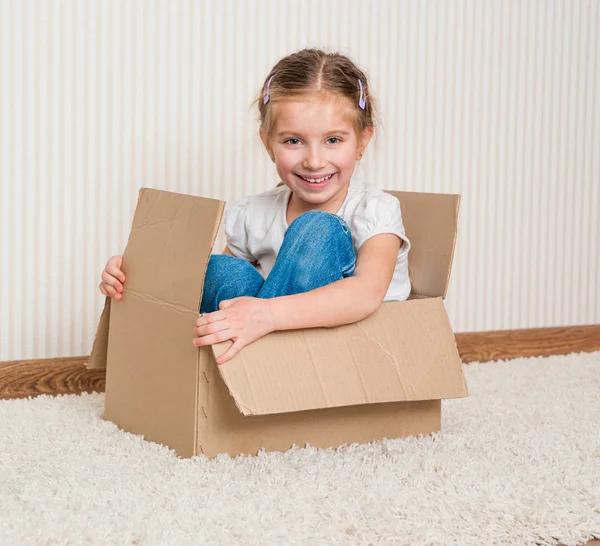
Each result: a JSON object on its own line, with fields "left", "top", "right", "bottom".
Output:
{"left": 1, "top": 352, "right": 599, "bottom": 546}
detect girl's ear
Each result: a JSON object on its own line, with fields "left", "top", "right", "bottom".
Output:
{"left": 259, "top": 129, "right": 276, "bottom": 163}
{"left": 356, "top": 127, "right": 374, "bottom": 160}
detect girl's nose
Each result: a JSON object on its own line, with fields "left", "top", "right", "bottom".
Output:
{"left": 302, "top": 147, "right": 326, "bottom": 170}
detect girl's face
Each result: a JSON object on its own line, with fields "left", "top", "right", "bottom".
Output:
{"left": 261, "top": 95, "right": 373, "bottom": 212}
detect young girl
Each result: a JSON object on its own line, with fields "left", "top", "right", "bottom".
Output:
{"left": 99, "top": 49, "right": 411, "bottom": 365}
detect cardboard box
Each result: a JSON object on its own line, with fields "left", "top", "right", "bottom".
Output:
{"left": 87, "top": 188, "right": 468, "bottom": 458}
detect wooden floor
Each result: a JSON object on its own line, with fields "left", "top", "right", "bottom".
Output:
{"left": 455, "top": 324, "right": 600, "bottom": 363}
{"left": 0, "top": 355, "right": 101, "bottom": 400}
{"left": 1, "top": 324, "right": 598, "bottom": 400}
{"left": 0, "top": 325, "right": 598, "bottom": 545}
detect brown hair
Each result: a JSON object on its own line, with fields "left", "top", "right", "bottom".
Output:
{"left": 256, "top": 48, "right": 377, "bottom": 140}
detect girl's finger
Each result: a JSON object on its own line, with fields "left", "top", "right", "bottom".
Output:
{"left": 193, "top": 318, "right": 229, "bottom": 338}
{"left": 192, "top": 329, "right": 235, "bottom": 347}
{"left": 100, "top": 282, "right": 118, "bottom": 298}
{"left": 195, "top": 310, "right": 227, "bottom": 327}
{"left": 107, "top": 264, "right": 125, "bottom": 283}
{"left": 218, "top": 298, "right": 239, "bottom": 310}
{"left": 101, "top": 270, "right": 123, "bottom": 293}
{"left": 216, "top": 340, "right": 244, "bottom": 364}
{"left": 99, "top": 283, "right": 108, "bottom": 296}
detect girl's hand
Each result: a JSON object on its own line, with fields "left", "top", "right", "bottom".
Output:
{"left": 193, "top": 297, "right": 276, "bottom": 364}
{"left": 99, "top": 255, "right": 126, "bottom": 301}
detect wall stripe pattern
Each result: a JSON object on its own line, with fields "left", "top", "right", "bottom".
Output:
{"left": 1, "top": 0, "right": 598, "bottom": 361}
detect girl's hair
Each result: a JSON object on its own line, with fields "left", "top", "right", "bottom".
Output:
{"left": 256, "top": 49, "right": 377, "bottom": 140}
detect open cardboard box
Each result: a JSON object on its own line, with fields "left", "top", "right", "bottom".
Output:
{"left": 87, "top": 188, "right": 469, "bottom": 458}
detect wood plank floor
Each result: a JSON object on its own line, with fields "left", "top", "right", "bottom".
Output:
{"left": 455, "top": 324, "right": 600, "bottom": 363}
{"left": 0, "top": 356, "right": 101, "bottom": 400}
{"left": 1, "top": 325, "right": 598, "bottom": 400}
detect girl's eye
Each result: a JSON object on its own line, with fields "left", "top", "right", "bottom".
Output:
{"left": 327, "top": 137, "right": 341, "bottom": 144}
{"left": 285, "top": 138, "right": 301, "bottom": 145}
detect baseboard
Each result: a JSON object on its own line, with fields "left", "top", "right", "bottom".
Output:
{"left": 455, "top": 324, "right": 600, "bottom": 363}
{"left": 1, "top": 325, "right": 599, "bottom": 400}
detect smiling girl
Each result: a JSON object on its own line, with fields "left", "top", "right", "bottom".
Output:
{"left": 100, "top": 49, "right": 411, "bottom": 364}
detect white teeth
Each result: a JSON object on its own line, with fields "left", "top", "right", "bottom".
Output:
{"left": 300, "top": 174, "right": 333, "bottom": 184}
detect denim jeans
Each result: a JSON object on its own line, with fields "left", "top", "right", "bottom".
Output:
{"left": 200, "top": 210, "right": 357, "bottom": 314}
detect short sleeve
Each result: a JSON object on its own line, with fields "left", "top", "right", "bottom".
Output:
{"left": 224, "top": 196, "right": 256, "bottom": 262}
{"left": 354, "top": 193, "right": 411, "bottom": 256}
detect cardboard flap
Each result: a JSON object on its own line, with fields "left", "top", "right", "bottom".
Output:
{"left": 387, "top": 191, "right": 460, "bottom": 298}
{"left": 212, "top": 298, "right": 468, "bottom": 416}
{"left": 122, "top": 188, "right": 224, "bottom": 312}
{"left": 87, "top": 296, "right": 111, "bottom": 370}
{"left": 87, "top": 188, "right": 225, "bottom": 370}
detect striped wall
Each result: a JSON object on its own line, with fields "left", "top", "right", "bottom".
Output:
{"left": 1, "top": 0, "right": 598, "bottom": 361}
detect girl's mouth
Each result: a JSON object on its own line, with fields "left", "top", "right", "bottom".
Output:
{"left": 295, "top": 173, "right": 336, "bottom": 188}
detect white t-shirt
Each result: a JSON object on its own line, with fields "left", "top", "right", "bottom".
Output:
{"left": 224, "top": 176, "right": 411, "bottom": 302}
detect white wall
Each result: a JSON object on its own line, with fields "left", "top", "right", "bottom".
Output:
{"left": 1, "top": 0, "right": 598, "bottom": 361}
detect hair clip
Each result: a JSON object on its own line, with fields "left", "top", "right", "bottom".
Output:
{"left": 263, "top": 76, "right": 274, "bottom": 105}
{"left": 358, "top": 79, "right": 366, "bottom": 110}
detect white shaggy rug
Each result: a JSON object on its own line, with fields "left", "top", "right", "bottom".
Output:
{"left": 1, "top": 352, "right": 599, "bottom": 546}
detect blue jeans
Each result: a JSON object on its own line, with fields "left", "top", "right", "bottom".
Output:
{"left": 200, "top": 210, "right": 356, "bottom": 314}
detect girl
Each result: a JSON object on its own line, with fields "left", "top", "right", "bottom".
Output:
{"left": 99, "top": 49, "right": 411, "bottom": 365}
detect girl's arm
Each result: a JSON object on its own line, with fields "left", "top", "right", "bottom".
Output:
{"left": 222, "top": 245, "right": 258, "bottom": 267}
{"left": 222, "top": 245, "right": 235, "bottom": 256}
{"left": 268, "top": 233, "right": 401, "bottom": 330}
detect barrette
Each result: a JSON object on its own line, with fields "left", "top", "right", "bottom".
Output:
{"left": 358, "top": 79, "right": 366, "bottom": 110}
{"left": 263, "top": 76, "right": 274, "bottom": 105}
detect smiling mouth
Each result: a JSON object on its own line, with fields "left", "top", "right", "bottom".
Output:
{"left": 296, "top": 173, "right": 335, "bottom": 184}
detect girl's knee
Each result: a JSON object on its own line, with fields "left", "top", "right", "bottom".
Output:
{"left": 201, "top": 254, "right": 263, "bottom": 313}
{"left": 206, "top": 253, "right": 248, "bottom": 275}
{"left": 205, "top": 254, "right": 262, "bottom": 288}
{"left": 286, "top": 210, "right": 352, "bottom": 245}
{"left": 282, "top": 211, "right": 356, "bottom": 277}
